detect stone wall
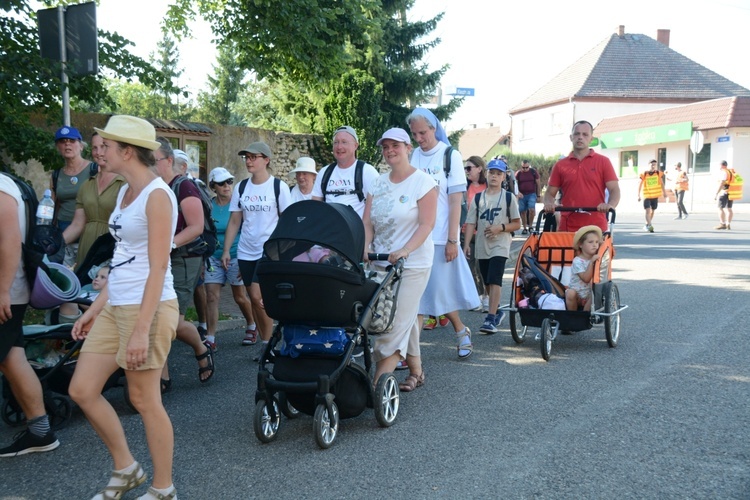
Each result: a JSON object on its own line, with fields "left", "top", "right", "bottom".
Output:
{"left": 6, "top": 113, "right": 334, "bottom": 196}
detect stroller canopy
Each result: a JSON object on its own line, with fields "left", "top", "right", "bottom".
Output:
{"left": 264, "top": 200, "right": 365, "bottom": 269}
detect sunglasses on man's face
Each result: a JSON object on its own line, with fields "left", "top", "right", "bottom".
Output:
{"left": 214, "top": 179, "right": 234, "bottom": 186}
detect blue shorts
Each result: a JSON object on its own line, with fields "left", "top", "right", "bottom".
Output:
{"left": 204, "top": 256, "right": 244, "bottom": 286}
{"left": 518, "top": 193, "right": 537, "bottom": 213}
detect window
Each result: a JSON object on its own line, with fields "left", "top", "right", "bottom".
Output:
{"left": 550, "top": 112, "right": 565, "bottom": 135}
{"left": 521, "top": 119, "right": 532, "bottom": 140}
{"left": 693, "top": 143, "right": 711, "bottom": 173}
{"left": 620, "top": 150, "right": 639, "bottom": 178}
{"left": 185, "top": 139, "right": 208, "bottom": 180}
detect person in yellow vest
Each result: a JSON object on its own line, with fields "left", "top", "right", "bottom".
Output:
{"left": 715, "top": 160, "right": 734, "bottom": 230}
{"left": 637, "top": 160, "right": 666, "bottom": 232}
{"left": 672, "top": 162, "right": 689, "bottom": 220}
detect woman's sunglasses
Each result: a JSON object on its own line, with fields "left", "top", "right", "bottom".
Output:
{"left": 214, "top": 179, "right": 234, "bottom": 186}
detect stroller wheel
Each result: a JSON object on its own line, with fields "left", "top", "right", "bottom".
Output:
{"left": 603, "top": 283, "right": 621, "bottom": 348}
{"left": 46, "top": 395, "right": 72, "bottom": 430}
{"left": 509, "top": 308, "right": 527, "bottom": 344}
{"left": 313, "top": 402, "right": 339, "bottom": 449}
{"left": 374, "top": 373, "right": 399, "bottom": 428}
{"left": 253, "top": 399, "right": 280, "bottom": 443}
{"left": 540, "top": 318, "right": 553, "bottom": 362}
{"left": 2, "top": 398, "right": 26, "bottom": 427}
{"left": 277, "top": 393, "right": 300, "bottom": 419}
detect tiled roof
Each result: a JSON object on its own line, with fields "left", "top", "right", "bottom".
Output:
{"left": 510, "top": 33, "right": 750, "bottom": 113}
{"left": 595, "top": 96, "right": 750, "bottom": 134}
{"left": 457, "top": 126, "right": 508, "bottom": 159}
{"left": 148, "top": 118, "right": 213, "bottom": 135}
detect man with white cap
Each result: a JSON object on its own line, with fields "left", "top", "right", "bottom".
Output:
{"left": 312, "top": 125, "right": 379, "bottom": 218}
{"left": 289, "top": 157, "right": 318, "bottom": 203}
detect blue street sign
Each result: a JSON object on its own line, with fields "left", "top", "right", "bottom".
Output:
{"left": 453, "top": 87, "right": 475, "bottom": 97}
{"left": 717, "top": 136, "right": 730, "bottom": 143}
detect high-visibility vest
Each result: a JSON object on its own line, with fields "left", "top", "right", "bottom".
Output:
{"left": 728, "top": 169, "right": 744, "bottom": 201}
{"left": 675, "top": 171, "right": 689, "bottom": 191}
{"left": 640, "top": 171, "right": 663, "bottom": 199}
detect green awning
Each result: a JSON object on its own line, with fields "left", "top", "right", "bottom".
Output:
{"left": 600, "top": 121, "right": 692, "bottom": 149}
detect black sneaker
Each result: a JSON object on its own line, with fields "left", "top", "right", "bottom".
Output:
{"left": 0, "top": 430, "right": 59, "bottom": 457}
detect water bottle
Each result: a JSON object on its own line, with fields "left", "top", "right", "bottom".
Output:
{"left": 36, "top": 189, "right": 55, "bottom": 226}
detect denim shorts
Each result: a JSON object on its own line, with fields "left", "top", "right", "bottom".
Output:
{"left": 204, "top": 256, "right": 244, "bottom": 286}
{"left": 518, "top": 193, "right": 537, "bottom": 213}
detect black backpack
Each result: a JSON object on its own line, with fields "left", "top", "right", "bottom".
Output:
{"left": 0, "top": 172, "right": 64, "bottom": 288}
{"left": 237, "top": 177, "right": 283, "bottom": 215}
{"left": 320, "top": 160, "right": 365, "bottom": 202}
{"left": 171, "top": 176, "right": 218, "bottom": 258}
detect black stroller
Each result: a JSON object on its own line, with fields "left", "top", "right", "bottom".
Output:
{"left": 1, "top": 233, "right": 134, "bottom": 430}
{"left": 254, "top": 200, "right": 404, "bottom": 448}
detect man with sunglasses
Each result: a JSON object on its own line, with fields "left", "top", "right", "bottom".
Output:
{"left": 515, "top": 159, "right": 540, "bottom": 234}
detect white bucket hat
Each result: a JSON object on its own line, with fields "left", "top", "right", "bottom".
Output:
{"left": 289, "top": 157, "right": 317, "bottom": 177}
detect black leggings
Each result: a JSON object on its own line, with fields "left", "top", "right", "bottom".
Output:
{"left": 675, "top": 189, "right": 688, "bottom": 216}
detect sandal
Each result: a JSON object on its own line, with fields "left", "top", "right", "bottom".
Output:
{"left": 136, "top": 486, "right": 177, "bottom": 500}
{"left": 93, "top": 461, "right": 146, "bottom": 499}
{"left": 456, "top": 328, "right": 473, "bottom": 359}
{"left": 160, "top": 378, "right": 172, "bottom": 395}
{"left": 399, "top": 371, "right": 425, "bottom": 392}
{"left": 196, "top": 345, "right": 215, "bottom": 383}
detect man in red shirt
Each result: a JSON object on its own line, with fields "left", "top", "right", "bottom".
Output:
{"left": 543, "top": 121, "right": 620, "bottom": 232}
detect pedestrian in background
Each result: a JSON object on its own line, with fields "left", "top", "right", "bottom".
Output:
{"left": 672, "top": 162, "right": 689, "bottom": 220}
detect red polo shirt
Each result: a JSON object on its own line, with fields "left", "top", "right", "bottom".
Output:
{"left": 548, "top": 149, "right": 618, "bottom": 232}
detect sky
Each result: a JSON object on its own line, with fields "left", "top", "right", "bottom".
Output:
{"left": 93, "top": 0, "right": 750, "bottom": 132}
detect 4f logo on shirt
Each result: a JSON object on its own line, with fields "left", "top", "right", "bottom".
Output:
{"left": 480, "top": 208, "right": 503, "bottom": 225}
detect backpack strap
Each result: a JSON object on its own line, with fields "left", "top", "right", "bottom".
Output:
{"left": 474, "top": 191, "right": 482, "bottom": 221}
{"left": 506, "top": 190, "right": 512, "bottom": 222}
{"left": 52, "top": 168, "right": 60, "bottom": 193}
{"left": 237, "top": 178, "right": 250, "bottom": 209}
{"left": 274, "top": 177, "right": 281, "bottom": 216}
{"left": 354, "top": 160, "right": 365, "bottom": 202}
{"left": 170, "top": 176, "right": 186, "bottom": 214}
{"left": 443, "top": 146, "right": 453, "bottom": 193}
{"left": 320, "top": 162, "right": 336, "bottom": 201}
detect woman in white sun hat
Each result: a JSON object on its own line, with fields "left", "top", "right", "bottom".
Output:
{"left": 69, "top": 115, "right": 180, "bottom": 500}
{"left": 289, "top": 156, "right": 317, "bottom": 203}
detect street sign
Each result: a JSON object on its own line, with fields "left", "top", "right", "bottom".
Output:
{"left": 38, "top": 1, "right": 98, "bottom": 76}
{"left": 689, "top": 131, "right": 704, "bottom": 154}
{"left": 717, "top": 136, "right": 730, "bottom": 143}
{"left": 453, "top": 88, "right": 475, "bottom": 97}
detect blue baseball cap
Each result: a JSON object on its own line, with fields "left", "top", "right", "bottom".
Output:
{"left": 487, "top": 159, "right": 508, "bottom": 172}
{"left": 54, "top": 126, "right": 82, "bottom": 142}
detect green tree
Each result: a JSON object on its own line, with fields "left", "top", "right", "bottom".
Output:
{"left": 194, "top": 43, "right": 247, "bottom": 125}
{"left": 323, "top": 70, "right": 385, "bottom": 163}
{"left": 165, "top": 0, "right": 380, "bottom": 83}
{"left": 0, "top": 0, "right": 177, "bottom": 172}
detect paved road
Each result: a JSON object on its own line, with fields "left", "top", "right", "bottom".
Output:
{"left": 2, "top": 206, "right": 749, "bottom": 499}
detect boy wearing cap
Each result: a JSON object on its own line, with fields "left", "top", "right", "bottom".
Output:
{"left": 289, "top": 157, "right": 318, "bottom": 203}
{"left": 637, "top": 160, "right": 666, "bottom": 232}
{"left": 312, "top": 126, "right": 379, "bottom": 218}
{"left": 463, "top": 159, "right": 521, "bottom": 334}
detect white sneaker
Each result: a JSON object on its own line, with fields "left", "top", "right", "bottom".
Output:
{"left": 643, "top": 225, "right": 650, "bottom": 232}
{"left": 481, "top": 296, "right": 489, "bottom": 313}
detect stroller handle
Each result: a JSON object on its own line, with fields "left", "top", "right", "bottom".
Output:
{"left": 367, "top": 253, "right": 391, "bottom": 262}
{"left": 550, "top": 207, "right": 616, "bottom": 224}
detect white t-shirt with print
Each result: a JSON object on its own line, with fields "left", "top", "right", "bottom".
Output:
{"left": 311, "top": 160, "right": 379, "bottom": 218}
{"left": 370, "top": 170, "right": 436, "bottom": 269}
{"left": 230, "top": 176, "right": 292, "bottom": 260}
{"left": 410, "top": 142, "right": 466, "bottom": 244}
{"left": 464, "top": 188, "right": 520, "bottom": 259}
{"left": 0, "top": 175, "right": 29, "bottom": 304}
{"left": 108, "top": 178, "right": 178, "bottom": 306}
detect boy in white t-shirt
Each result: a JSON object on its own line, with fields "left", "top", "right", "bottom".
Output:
{"left": 463, "top": 159, "right": 521, "bottom": 334}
